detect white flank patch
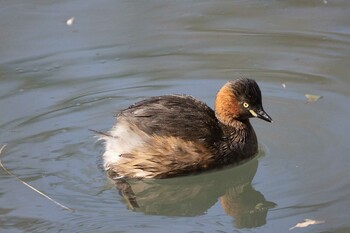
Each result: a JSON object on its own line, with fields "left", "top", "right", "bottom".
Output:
{"left": 102, "top": 121, "right": 145, "bottom": 170}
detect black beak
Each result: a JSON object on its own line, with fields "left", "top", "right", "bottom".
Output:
{"left": 250, "top": 107, "right": 272, "bottom": 123}
{"left": 256, "top": 108, "right": 273, "bottom": 123}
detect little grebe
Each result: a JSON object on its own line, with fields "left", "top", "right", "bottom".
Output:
{"left": 100, "top": 78, "right": 272, "bottom": 179}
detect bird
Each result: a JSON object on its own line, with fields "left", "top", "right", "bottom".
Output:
{"left": 99, "top": 78, "right": 272, "bottom": 179}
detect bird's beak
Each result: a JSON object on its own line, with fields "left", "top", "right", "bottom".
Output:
{"left": 249, "top": 108, "right": 273, "bottom": 123}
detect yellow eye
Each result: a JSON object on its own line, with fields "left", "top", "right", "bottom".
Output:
{"left": 243, "top": 102, "right": 249, "bottom": 108}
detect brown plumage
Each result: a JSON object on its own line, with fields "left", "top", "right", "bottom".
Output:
{"left": 100, "top": 78, "right": 272, "bottom": 179}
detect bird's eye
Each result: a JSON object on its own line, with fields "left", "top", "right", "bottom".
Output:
{"left": 243, "top": 102, "right": 249, "bottom": 108}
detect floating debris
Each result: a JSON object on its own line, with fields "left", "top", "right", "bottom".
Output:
{"left": 66, "top": 17, "right": 75, "bottom": 26}
{"left": 289, "top": 219, "right": 325, "bottom": 230}
{"left": 282, "top": 83, "right": 286, "bottom": 88}
{"left": 0, "top": 144, "right": 73, "bottom": 211}
{"left": 305, "top": 94, "right": 323, "bottom": 103}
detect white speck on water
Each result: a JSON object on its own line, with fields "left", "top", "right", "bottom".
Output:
{"left": 66, "top": 17, "right": 75, "bottom": 26}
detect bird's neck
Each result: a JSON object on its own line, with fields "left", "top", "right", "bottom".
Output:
{"left": 217, "top": 119, "right": 258, "bottom": 164}
{"left": 214, "top": 84, "right": 241, "bottom": 126}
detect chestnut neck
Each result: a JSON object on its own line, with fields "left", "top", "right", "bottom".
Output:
{"left": 215, "top": 83, "right": 241, "bottom": 126}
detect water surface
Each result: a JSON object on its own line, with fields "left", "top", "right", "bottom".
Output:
{"left": 1, "top": 0, "right": 350, "bottom": 232}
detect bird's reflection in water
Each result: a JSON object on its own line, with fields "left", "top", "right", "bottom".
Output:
{"left": 113, "top": 158, "right": 276, "bottom": 228}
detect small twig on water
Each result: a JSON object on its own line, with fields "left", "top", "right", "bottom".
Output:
{"left": 0, "top": 144, "right": 73, "bottom": 211}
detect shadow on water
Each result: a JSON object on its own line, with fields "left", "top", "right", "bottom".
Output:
{"left": 113, "top": 158, "right": 276, "bottom": 228}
